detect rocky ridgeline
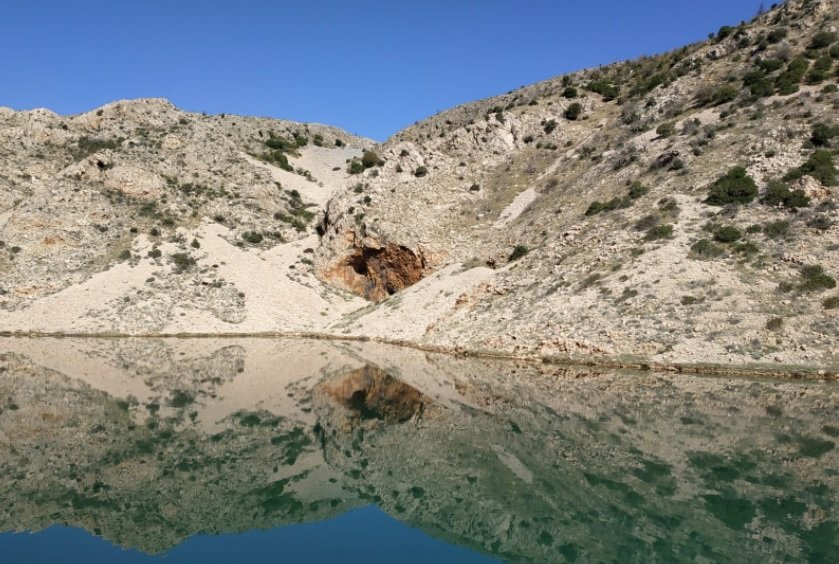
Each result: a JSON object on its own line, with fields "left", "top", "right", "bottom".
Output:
{"left": 0, "top": 98, "right": 369, "bottom": 309}
{"left": 1, "top": 1, "right": 838, "bottom": 372}
{"left": 316, "top": 0, "right": 839, "bottom": 370}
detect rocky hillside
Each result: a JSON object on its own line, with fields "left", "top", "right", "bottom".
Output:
{"left": 2, "top": 0, "right": 839, "bottom": 373}
{"left": 0, "top": 98, "right": 373, "bottom": 332}
{"left": 316, "top": 0, "right": 839, "bottom": 371}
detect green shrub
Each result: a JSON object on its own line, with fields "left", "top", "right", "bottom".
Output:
{"left": 813, "top": 55, "right": 834, "bottom": 70}
{"left": 757, "top": 58, "right": 784, "bottom": 73}
{"left": 242, "top": 231, "right": 263, "bottom": 244}
{"left": 761, "top": 181, "right": 810, "bottom": 208}
{"left": 587, "top": 182, "right": 651, "bottom": 216}
{"left": 414, "top": 166, "right": 428, "bottom": 178}
{"left": 806, "top": 55, "right": 834, "bottom": 83}
{"left": 543, "top": 119, "right": 557, "bottom": 134}
{"left": 767, "top": 28, "right": 787, "bottom": 44}
{"left": 74, "top": 136, "right": 123, "bottom": 158}
{"left": 274, "top": 212, "right": 306, "bottom": 232}
{"left": 148, "top": 248, "right": 162, "bottom": 259}
{"left": 334, "top": 138, "right": 345, "bottom": 147}
{"left": 778, "top": 281, "right": 795, "bottom": 293}
{"left": 711, "top": 85, "right": 738, "bottom": 106}
{"left": 809, "top": 31, "right": 837, "bottom": 50}
{"left": 634, "top": 214, "right": 660, "bottom": 231}
{"left": 763, "top": 220, "right": 790, "bottom": 239}
{"left": 564, "top": 102, "right": 583, "bottom": 120}
{"left": 508, "top": 245, "right": 529, "bottom": 261}
{"left": 265, "top": 133, "right": 293, "bottom": 151}
{"left": 691, "top": 239, "right": 724, "bottom": 259}
{"left": 811, "top": 123, "right": 837, "bottom": 147}
{"left": 656, "top": 122, "right": 675, "bottom": 138}
{"left": 706, "top": 167, "right": 758, "bottom": 205}
{"left": 808, "top": 214, "right": 834, "bottom": 231}
{"left": 776, "top": 57, "right": 809, "bottom": 95}
{"left": 267, "top": 150, "right": 294, "bottom": 172}
{"left": 766, "top": 317, "right": 784, "bottom": 331}
{"left": 644, "top": 224, "right": 673, "bottom": 241}
{"left": 361, "top": 150, "right": 379, "bottom": 168}
{"left": 586, "top": 197, "right": 628, "bottom": 216}
{"left": 562, "top": 86, "right": 578, "bottom": 98}
{"left": 118, "top": 249, "right": 132, "bottom": 261}
{"left": 733, "top": 241, "right": 760, "bottom": 255}
{"left": 713, "top": 225, "right": 742, "bottom": 243}
{"left": 783, "top": 150, "right": 837, "bottom": 186}
{"left": 800, "top": 264, "right": 836, "bottom": 292}
{"left": 631, "top": 72, "right": 671, "bottom": 97}
{"left": 290, "top": 206, "right": 315, "bottom": 222}
{"left": 627, "top": 181, "right": 649, "bottom": 200}
{"left": 717, "top": 25, "right": 735, "bottom": 40}
{"left": 743, "top": 70, "right": 774, "bottom": 97}
{"left": 823, "top": 295, "right": 839, "bottom": 309}
{"left": 171, "top": 253, "right": 196, "bottom": 273}
{"left": 586, "top": 81, "right": 619, "bottom": 101}
{"left": 348, "top": 160, "right": 365, "bottom": 175}
{"left": 138, "top": 202, "right": 158, "bottom": 218}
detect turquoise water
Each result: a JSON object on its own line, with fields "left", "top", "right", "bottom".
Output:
{"left": 0, "top": 338, "right": 836, "bottom": 562}
{"left": 0, "top": 507, "right": 497, "bottom": 563}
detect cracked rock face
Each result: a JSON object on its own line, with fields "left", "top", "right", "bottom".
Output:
{"left": 321, "top": 239, "right": 427, "bottom": 301}
{"left": 314, "top": 197, "right": 432, "bottom": 301}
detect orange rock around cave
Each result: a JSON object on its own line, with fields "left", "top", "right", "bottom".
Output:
{"left": 322, "top": 242, "right": 426, "bottom": 301}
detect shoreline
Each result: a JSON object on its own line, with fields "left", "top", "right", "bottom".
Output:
{"left": 1, "top": 330, "right": 836, "bottom": 382}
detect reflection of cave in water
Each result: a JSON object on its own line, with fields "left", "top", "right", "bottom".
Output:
{"left": 319, "top": 365, "right": 427, "bottom": 424}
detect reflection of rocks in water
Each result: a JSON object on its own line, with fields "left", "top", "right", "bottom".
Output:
{"left": 319, "top": 365, "right": 427, "bottom": 424}
{"left": 101, "top": 339, "right": 245, "bottom": 400}
{"left": 0, "top": 352, "right": 356, "bottom": 554}
{"left": 316, "top": 364, "right": 839, "bottom": 564}
{"left": 311, "top": 364, "right": 437, "bottom": 499}
{"left": 1, "top": 340, "right": 838, "bottom": 563}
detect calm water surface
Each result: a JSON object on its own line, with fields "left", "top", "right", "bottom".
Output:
{"left": 0, "top": 338, "right": 836, "bottom": 563}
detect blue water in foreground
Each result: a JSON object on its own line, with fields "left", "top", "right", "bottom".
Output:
{"left": 0, "top": 506, "right": 496, "bottom": 564}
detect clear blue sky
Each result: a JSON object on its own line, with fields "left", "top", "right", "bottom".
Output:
{"left": 1, "top": 0, "right": 765, "bottom": 140}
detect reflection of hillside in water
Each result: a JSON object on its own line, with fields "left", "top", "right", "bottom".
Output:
{"left": 0, "top": 338, "right": 837, "bottom": 562}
